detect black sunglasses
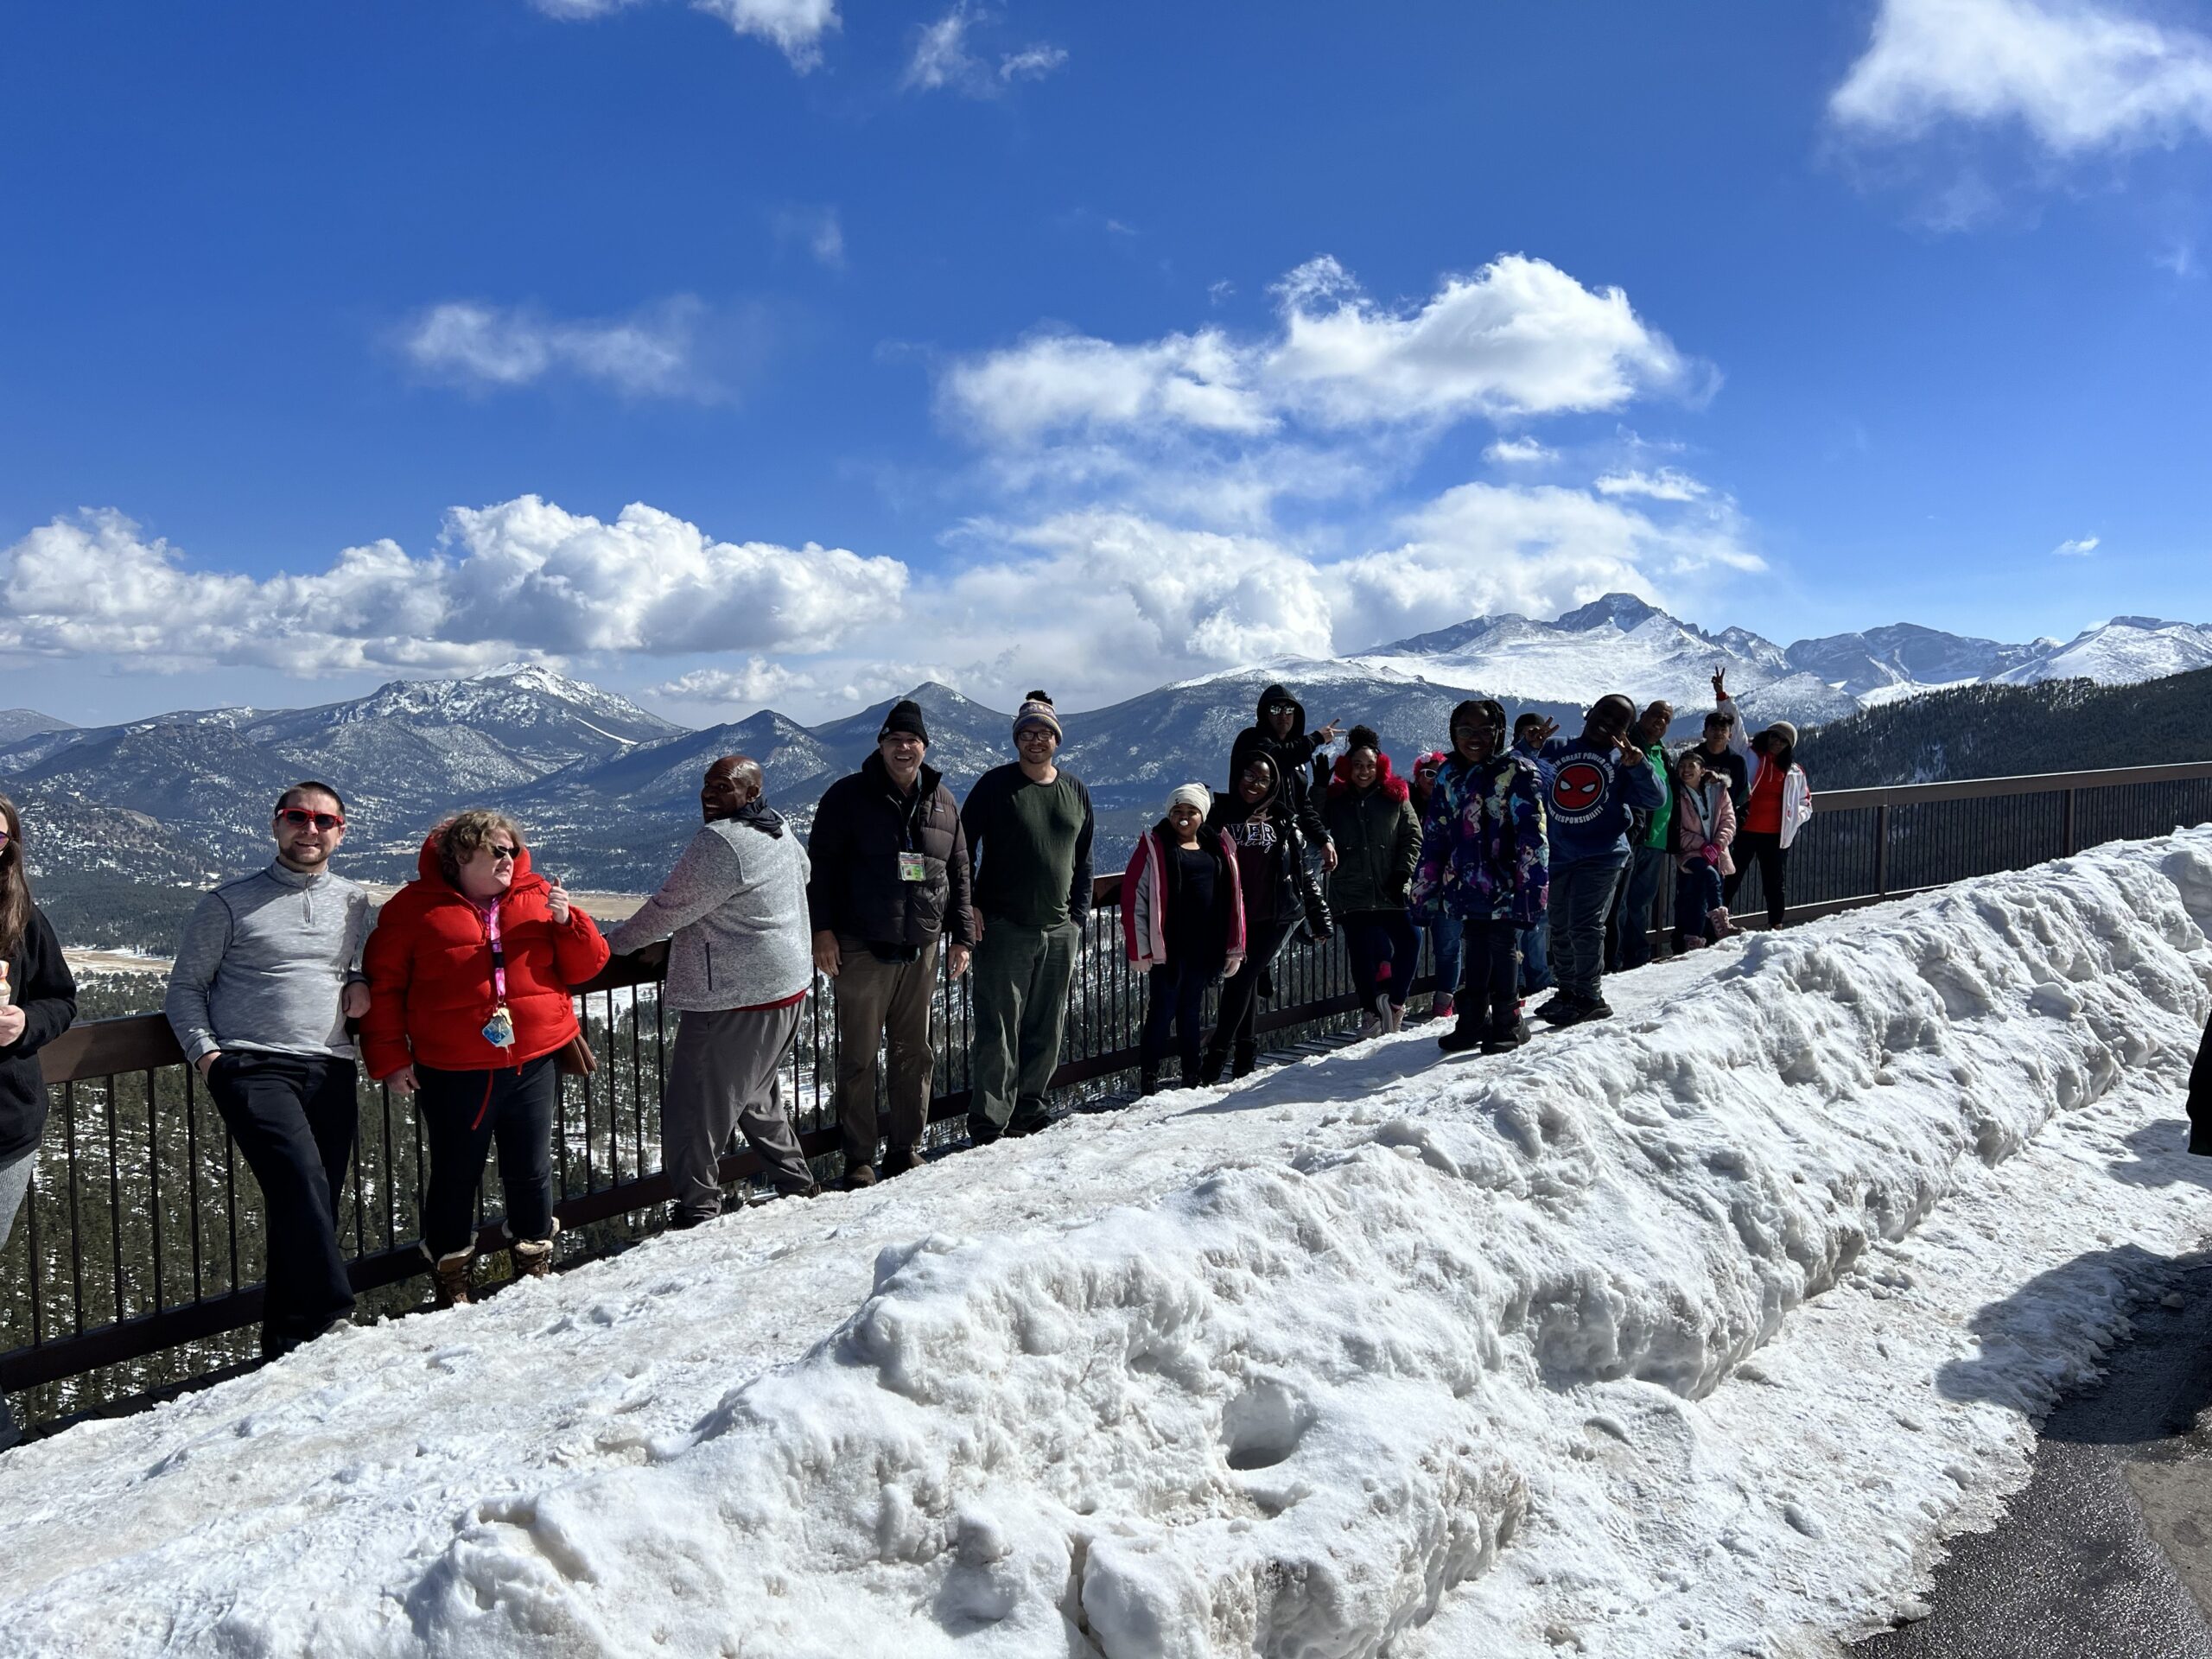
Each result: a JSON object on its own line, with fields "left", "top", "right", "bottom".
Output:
{"left": 276, "top": 808, "right": 345, "bottom": 832}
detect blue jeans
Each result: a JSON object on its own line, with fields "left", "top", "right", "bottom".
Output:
{"left": 1550, "top": 852, "right": 1628, "bottom": 1003}
{"left": 1519, "top": 920, "right": 1551, "bottom": 994}
{"left": 1612, "top": 843, "right": 1674, "bottom": 971}
{"left": 1424, "top": 917, "right": 1462, "bottom": 1004}
{"left": 1675, "top": 860, "right": 1724, "bottom": 937}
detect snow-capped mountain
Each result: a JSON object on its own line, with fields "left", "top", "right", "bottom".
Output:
{"left": 1780, "top": 623, "right": 2045, "bottom": 699}
{"left": 1990, "top": 616, "right": 2212, "bottom": 688}
{"left": 0, "top": 708, "right": 72, "bottom": 747}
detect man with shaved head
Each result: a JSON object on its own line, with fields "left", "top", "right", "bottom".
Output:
{"left": 607, "top": 753, "right": 820, "bottom": 1224}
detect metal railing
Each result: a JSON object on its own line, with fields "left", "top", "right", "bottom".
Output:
{"left": 8, "top": 756, "right": 2212, "bottom": 1429}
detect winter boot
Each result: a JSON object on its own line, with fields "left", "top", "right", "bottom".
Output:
{"left": 1534, "top": 993, "right": 1583, "bottom": 1025}
{"left": 1385, "top": 1003, "right": 1404, "bottom": 1034}
{"left": 881, "top": 1145, "right": 925, "bottom": 1178}
{"left": 1436, "top": 1010, "right": 1487, "bottom": 1054}
{"left": 1357, "top": 1012, "right": 1385, "bottom": 1040}
{"left": 1428, "top": 993, "right": 1455, "bottom": 1023}
{"left": 431, "top": 1248, "right": 475, "bottom": 1309}
{"left": 1707, "top": 907, "right": 1739, "bottom": 939}
{"left": 1198, "top": 1050, "right": 1227, "bottom": 1087}
{"left": 1682, "top": 932, "right": 1710, "bottom": 950}
{"left": 1139, "top": 1070, "right": 1160, "bottom": 1096}
{"left": 1230, "top": 1041, "right": 1258, "bottom": 1080}
{"left": 1481, "top": 1017, "right": 1532, "bottom": 1055}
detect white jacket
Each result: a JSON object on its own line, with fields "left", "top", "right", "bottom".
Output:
{"left": 1721, "top": 696, "right": 1815, "bottom": 849}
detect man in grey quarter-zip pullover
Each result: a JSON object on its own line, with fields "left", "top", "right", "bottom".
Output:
{"left": 165, "top": 782, "right": 374, "bottom": 1358}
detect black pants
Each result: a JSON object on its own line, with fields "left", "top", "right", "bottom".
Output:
{"left": 1142, "top": 958, "right": 1212, "bottom": 1084}
{"left": 205, "top": 1052, "right": 358, "bottom": 1349}
{"left": 1458, "top": 918, "right": 1522, "bottom": 1032}
{"left": 1205, "top": 917, "right": 1294, "bottom": 1078}
{"left": 1728, "top": 831, "right": 1789, "bottom": 927}
{"left": 1344, "top": 910, "right": 1419, "bottom": 1013}
{"left": 417, "top": 1055, "right": 559, "bottom": 1259}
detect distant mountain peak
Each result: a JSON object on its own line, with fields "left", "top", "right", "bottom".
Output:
{"left": 1554, "top": 593, "right": 1670, "bottom": 632}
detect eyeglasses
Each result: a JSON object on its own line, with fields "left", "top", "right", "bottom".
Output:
{"left": 0, "top": 828, "right": 11, "bottom": 846}
{"left": 277, "top": 809, "right": 345, "bottom": 832}
{"left": 1015, "top": 727, "right": 1057, "bottom": 742}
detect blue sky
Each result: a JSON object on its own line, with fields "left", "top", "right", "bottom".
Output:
{"left": 3, "top": 0, "right": 2209, "bottom": 726}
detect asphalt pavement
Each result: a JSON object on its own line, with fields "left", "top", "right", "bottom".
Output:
{"left": 1851, "top": 1251, "right": 2212, "bottom": 1659}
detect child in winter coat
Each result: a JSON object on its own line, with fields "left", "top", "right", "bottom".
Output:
{"left": 1323, "top": 727, "right": 1422, "bottom": 1038}
{"left": 1409, "top": 699, "right": 1549, "bottom": 1055}
{"left": 1672, "top": 749, "right": 1738, "bottom": 947}
{"left": 1406, "top": 751, "right": 1461, "bottom": 1021}
{"left": 1121, "top": 784, "right": 1246, "bottom": 1094}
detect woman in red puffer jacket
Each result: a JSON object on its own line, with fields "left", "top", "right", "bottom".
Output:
{"left": 362, "top": 810, "right": 609, "bottom": 1307}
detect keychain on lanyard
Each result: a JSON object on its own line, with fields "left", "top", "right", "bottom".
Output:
{"left": 480, "top": 900, "right": 516, "bottom": 1050}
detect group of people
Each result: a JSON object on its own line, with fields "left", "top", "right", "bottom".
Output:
{"left": 0, "top": 672, "right": 1812, "bottom": 1440}
{"left": 1118, "top": 669, "right": 1816, "bottom": 1077}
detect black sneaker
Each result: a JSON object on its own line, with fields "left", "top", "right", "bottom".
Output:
{"left": 1578, "top": 997, "right": 1614, "bottom": 1022}
{"left": 1481, "top": 1020, "right": 1531, "bottom": 1054}
{"left": 1004, "top": 1109, "right": 1052, "bottom": 1139}
{"left": 1534, "top": 994, "right": 1584, "bottom": 1025}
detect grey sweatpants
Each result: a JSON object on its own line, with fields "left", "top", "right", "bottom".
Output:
{"left": 0, "top": 1146, "right": 32, "bottom": 1256}
{"left": 663, "top": 1001, "right": 812, "bottom": 1219}
{"left": 969, "top": 917, "right": 1080, "bottom": 1135}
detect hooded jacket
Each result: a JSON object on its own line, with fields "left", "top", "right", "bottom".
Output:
{"left": 2189, "top": 1012, "right": 2212, "bottom": 1156}
{"left": 360, "top": 835, "right": 610, "bottom": 1078}
{"left": 1673, "top": 776, "right": 1738, "bottom": 877}
{"left": 805, "top": 753, "right": 974, "bottom": 951}
{"left": 1322, "top": 753, "right": 1421, "bottom": 913}
{"left": 1120, "top": 824, "right": 1247, "bottom": 976}
{"left": 1408, "top": 750, "right": 1549, "bottom": 928}
{"left": 1228, "top": 684, "right": 1331, "bottom": 851}
{"left": 1, "top": 904, "right": 76, "bottom": 1163}
{"left": 1205, "top": 761, "right": 1326, "bottom": 934}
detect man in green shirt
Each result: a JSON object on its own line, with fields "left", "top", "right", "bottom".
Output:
{"left": 962, "top": 692, "right": 1095, "bottom": 1143}
{"left": 1611, "top": 699, "right": 1676, "bottom": 971}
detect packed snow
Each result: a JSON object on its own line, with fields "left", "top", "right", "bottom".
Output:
{"left": 4, "top": 830, "right": 2212, "bottom": 1657}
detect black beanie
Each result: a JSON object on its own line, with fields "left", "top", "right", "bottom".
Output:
{"left": 879, "top": 699, "right": 930, "bottom": 746}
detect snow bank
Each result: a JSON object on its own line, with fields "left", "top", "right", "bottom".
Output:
{"left": 4, "top": 831, "right": 2211, "bottom": 1658}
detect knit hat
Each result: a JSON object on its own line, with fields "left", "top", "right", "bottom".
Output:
{"left": 1763, "top": 720, "right": 1798, "bottom": 748}
{"left": 1013, "top": 690, "right": 1062, "bottom": 742}
{"left": 878, "top": 699, "right": 930, "bottom": 746}
{"left": 1166, "top": 782, "right": 1211, "bottom": 817}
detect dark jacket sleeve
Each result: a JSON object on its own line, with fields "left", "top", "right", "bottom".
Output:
{"left": 804, "top": 779, "right": 853, "bottom": 938}
{"left": 1621, "top": 751, "right": 1667, "bottom": 811}
{"left": 5, "top": 907, "right": 77, "bottom": 1060}
{"left": 942, "top": 785, "right": 976, "bottom": 946}
{"left": 1066, "top": 779, "right": 1095, "bottom": 929}
{"left": 2189, "top": 1010, "right": 2212, "bottom": 1155}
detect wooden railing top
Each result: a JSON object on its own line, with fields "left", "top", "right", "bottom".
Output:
{"left": 1815, "top": 758, "right": 2212, "bottom": 811}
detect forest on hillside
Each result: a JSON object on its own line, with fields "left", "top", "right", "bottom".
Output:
{"left": 1795, "top": 667, "right": 2212, "bottom": 789}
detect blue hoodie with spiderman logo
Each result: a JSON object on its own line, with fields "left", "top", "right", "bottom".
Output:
{"left": 1538, "top": 734, "right": 1666, "bottom": 867}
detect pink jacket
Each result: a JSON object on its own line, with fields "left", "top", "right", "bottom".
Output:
{"left": 1674, "top": 779, "right": 1738, "bottom": 877}
{"left": 1121, "top": 828, "right": 1247, "bottom": 975}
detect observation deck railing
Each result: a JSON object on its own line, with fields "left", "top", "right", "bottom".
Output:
{"left": 7, "top": 758, "right": 2212, "bottom": 1431}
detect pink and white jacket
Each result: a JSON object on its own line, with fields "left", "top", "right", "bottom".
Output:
{"left": 1120, "top": 827, "right": 1247, "bottom": 976}
{"left": 1674, "top": 779, "right": 1738, "bottom": 876}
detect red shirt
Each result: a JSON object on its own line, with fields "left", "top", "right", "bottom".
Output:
{"left": 1743, "top": 764, "right": 1785, "bottom": 836}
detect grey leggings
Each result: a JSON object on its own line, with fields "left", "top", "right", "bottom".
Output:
{"left": 0, "top": 1147, "right": 32, "bottom": 1254}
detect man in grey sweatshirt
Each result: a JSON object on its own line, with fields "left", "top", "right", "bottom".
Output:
{"left": 165, "top": 782, "right": 374, "bottom": 1357}
{"left": 607, "top": 755, "right": 818, "bottom": 1225}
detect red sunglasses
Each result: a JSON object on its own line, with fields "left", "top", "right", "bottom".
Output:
{"left": 276, "top": 808, "right": 345, "bottom": 832}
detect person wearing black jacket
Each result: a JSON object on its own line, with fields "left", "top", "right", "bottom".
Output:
{"left": 1228, "top": 683, "right": 1340, "bottom": 871}
{"left": 1200, "top": 753, "right": 1330, "bottom": 1084}
{"left": 2188, "top": 1009, "right": 2212, "bottom": 1156}
{"left": 0, "top": 793, "right": 78, "bottom": 1451}
{"left": 806, "top": 701, "right": 974, "bottom": 1185}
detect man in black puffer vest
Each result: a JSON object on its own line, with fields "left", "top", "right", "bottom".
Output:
{"left": 807, "top": 701, "right": 974, "bottom": 1186}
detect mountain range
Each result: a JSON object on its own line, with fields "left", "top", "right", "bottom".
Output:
{"left": 8, "top": 600, "right": 2210, "bottom": 944}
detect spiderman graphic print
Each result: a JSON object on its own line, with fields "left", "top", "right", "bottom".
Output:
{"left": 1538, "top": 734, "right": 1667, "bottom": 864}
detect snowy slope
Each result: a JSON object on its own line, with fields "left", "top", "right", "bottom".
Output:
{"left": 3, "top": 831, "right": 2210, "bottom": 1656}
{"left": 1994, "top": 616, "right": 2212, "bottom": 688}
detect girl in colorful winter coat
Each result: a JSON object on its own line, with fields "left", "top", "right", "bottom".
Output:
{"left": 362, "top": 810, "right": 610, "bottom": 1307}
{"left": 1406, "top": 751, "right": 1461, "bottom": 1021}
{"left": 1671, "top": 748, "right": 1738, "bottom": 947}
{"left": 1408, "top": 699, "right": 1549, "bottom": 1055}
{"left": 1324, "top": 727, "right": 1423, "bottom": 1037}
{"left": 1121, "top": 784, "right": 1246, "bottom": 1094}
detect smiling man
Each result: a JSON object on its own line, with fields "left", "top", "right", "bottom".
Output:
{"left": 164, "top": 782, "right": 375, "bottom": 1359}
{"left": 1537, "top": 696, "right": 1666, "bottom": 1027}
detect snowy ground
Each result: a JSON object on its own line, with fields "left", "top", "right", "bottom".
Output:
{"left": 5, "top": 830, "right": 2212, "bottom": 1659}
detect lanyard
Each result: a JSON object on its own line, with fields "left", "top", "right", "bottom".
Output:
{"left": 481, "top": 900, "right": 508, "bottom": 1004}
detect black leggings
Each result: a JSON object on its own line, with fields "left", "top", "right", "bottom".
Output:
{"left": 1457, "top": 918, "right": 1522, "bottom": 1031}
{"left": 1727, "top": 831, "right": 1789, "bottom": 927}
{"left": 417, "top": 1054, "right": 560, "bottom": 1258}
{"left": 1142, "top": 957, "right": 1212, "bottom": 1081}
{"left": 1206, "top": 918, "right": 1294, "bottom": 1077}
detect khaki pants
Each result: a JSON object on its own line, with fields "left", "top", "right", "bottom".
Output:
{"left": 664, "top": 1001, "right": 812, "bottom": 1220}
{"left": 833, "top": 934, "right": 940, "bottom": 1167}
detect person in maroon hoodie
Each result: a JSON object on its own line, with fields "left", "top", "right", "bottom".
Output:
{"left": 362, "top": 810, "right": 609, "bottom": 1307}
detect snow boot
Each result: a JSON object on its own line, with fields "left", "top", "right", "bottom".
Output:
{"left": 1428, "top": 993, "right": 1455, "bottom": 1023}
{"left": 1534, "top": 993, "right": 1583, "bottom": 1025}
{"left": 1230, "top": 1041, "right": 1258, "bottom": 1080}
{"left": 1481, "top": 1018, "right": 1532, "bottom": 1055}
{"left": 1436, "top": 1012, "right": 1487, "bottom": 1054}
{"left": 431, "top": 1247, "right": 475, "bottom": 1309}
{"left": 881, "top": 1145, "right": 925, "bottom": 1179}
{"left": 1357, "top": 1012, "right": 1384, "bottom": 1040}
{"left": 1198, "top": 1051, "right": 1226, "bottom": 1087}
{"left": 1139, "top": 1069, "right": 1160, "bottom": 1096}
{"left": 1707, "top": 907, "right": 1739, "bottom": 939}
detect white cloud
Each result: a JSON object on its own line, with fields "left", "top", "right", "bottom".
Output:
{"left": 1593, "top": 466, "right": 1710, "bottom": 501}
{"left": 527, "top": 0, "right": 836, "bottom": 67}
{"left": 403, "top": 298, "right": 717, "bottom": 399}
{"left": 646, "top": 662, "right": 818, "bottom": 706}
{"left": 1484, "top": 436, "right": 1558, "bottom": 465}
{"left": 773, "top": 204, "right": 846, "bottom": 270}
{"left": 1832, "top": 0, "right": 2212, "bottom": 155}
{"left": 940, "top": 254, "right": 1692, "bottom": 449}
{"left": 904, "top": 4, "right": 1068, "bottom": 97}
{"left": 2053, "top": 533, "right": 2102, "bottom": 556}
{"left": 0, "top": 501, "right": 904, "bottom": 677}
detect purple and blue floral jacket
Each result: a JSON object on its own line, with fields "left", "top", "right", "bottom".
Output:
{"left": 1408, "top": 752, "right": 1549, "bottom": 928}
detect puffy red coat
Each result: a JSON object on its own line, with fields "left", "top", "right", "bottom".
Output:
{"left": 361, "top": 834, "right": 610, "bottom": 1079}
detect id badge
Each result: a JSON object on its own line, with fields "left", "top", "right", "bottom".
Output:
{"left": 482, "top": 1004, "right": 516, "bottom": 1048}
{"left": 898, "top": 853, "right": 928, "bottom": 883}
